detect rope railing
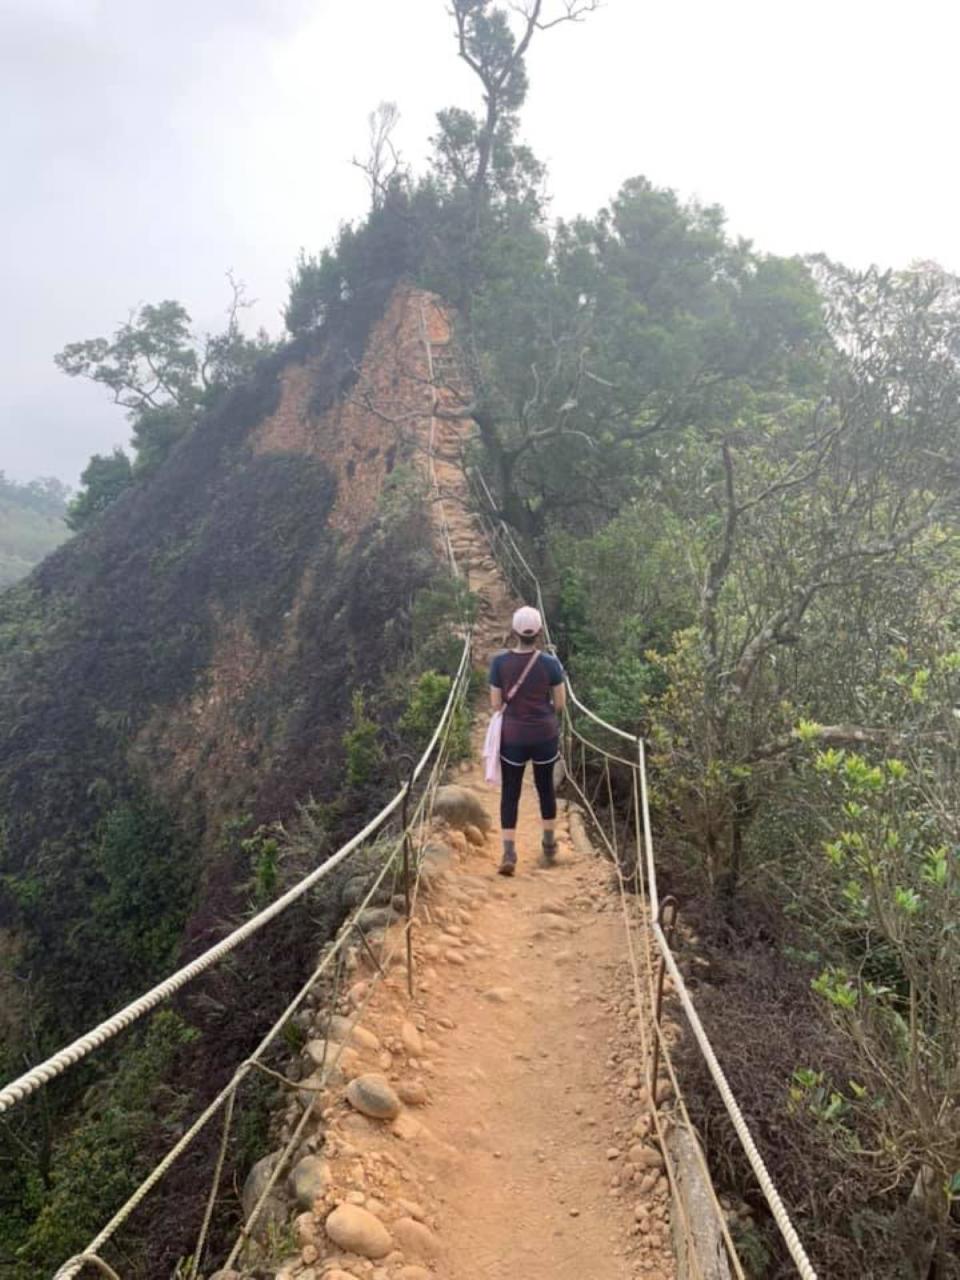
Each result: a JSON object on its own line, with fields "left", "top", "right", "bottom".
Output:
{"left": 0, "top": 638, "right": 470, "bottom": 1120}
{"left": 469, "top": 466, "right": 820, "bottom": 1280}
{"left": 51, "top": 663, "right": 470, "bottom": 1280}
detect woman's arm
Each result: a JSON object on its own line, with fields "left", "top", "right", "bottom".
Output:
{"left": 490, "top": 686, "right": 503, "bottom": 711}
{"left": 551, "top": 681, "right": 567, "bottom": 713}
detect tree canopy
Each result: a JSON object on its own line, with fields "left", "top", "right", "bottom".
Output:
{"left": 57, "top": 282, "right": 274, "bottom": 529}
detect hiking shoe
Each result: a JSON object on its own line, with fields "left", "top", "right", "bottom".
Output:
{"left": 540, "top": 839, "right": 557, "bottom": 867}
{"left": 498, "top": 850, "right": 517, "bottom": 877}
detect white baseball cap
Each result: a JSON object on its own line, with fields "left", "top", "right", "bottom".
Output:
{"left": 512, "top": 605, "right": 543, "bottom": 637}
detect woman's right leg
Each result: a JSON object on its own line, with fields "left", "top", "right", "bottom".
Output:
{"left": 532, "top": 737, "right": 560, "bottom": 863}
{"left": 498, "top": 757, "right": 526, "bottom": 875}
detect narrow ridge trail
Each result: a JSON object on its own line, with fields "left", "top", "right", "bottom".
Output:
{"left": 423, "top": 351, "right": 675, "bottom": 1277}
{"left": 292, "top": 318, "right": 676, "bottom": 1278}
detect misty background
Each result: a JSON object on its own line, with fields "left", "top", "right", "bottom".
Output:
{"left": 3, "top": 0, "right": 958, "bottom": 485}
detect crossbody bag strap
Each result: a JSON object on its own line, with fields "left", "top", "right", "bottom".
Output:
{"left": 504, "top": 650, "right": 541, "bottom": 705}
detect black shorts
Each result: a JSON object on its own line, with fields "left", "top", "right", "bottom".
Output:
{"left": 500, "top": 736, "right": 560, "bottom": 767}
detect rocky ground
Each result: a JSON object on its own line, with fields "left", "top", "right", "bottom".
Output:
{"left": 215, "top": 761, "right": 677, "bottom": 1280}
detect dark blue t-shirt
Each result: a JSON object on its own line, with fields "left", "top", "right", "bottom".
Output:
{"left": 489, "top": 650, "right": 565, "bottom": 746}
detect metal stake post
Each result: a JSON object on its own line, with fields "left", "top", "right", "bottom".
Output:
{"left": 398, "top": 753, "right": 417, "bottom": 999}
{"left": 649, "top": 895, "right": 679, "bottom": 1103}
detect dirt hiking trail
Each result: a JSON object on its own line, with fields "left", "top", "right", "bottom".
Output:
{"left": 269, "top": 316, "right": 677, "bottom": 1280}
{"left": 410, "top": 761, "right": 676, "bottom": 1280}
{"left": 295, "top": 733, "right": 677, "bottom": 1280}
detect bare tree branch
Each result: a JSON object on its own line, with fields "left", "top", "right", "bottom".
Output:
{"left": 748, "top": 723, "right": 939, "bottom": 764}
{"left": 352, "top": 101, "right": 402, "bottom": 210}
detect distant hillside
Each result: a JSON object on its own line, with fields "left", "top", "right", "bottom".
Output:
{"left": 0, "top": 473, "right": 69, "bottom": 588}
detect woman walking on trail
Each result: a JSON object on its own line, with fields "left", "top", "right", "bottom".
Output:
{"left": 488, "top": 605, "right": 567, "bottom": 876}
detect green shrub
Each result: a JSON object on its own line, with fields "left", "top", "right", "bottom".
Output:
{"left": 241, "top": 827, "right": 282, "bottom": 907}
{"left": 343, "top": 690, "right": 384, "bottom": 787}
{"left": 400, "top": 670, "right": 470, "bottom": 761}
{"left": 411, "top": 574, "right": 477, "bottom": 673}
{"left": 13, "top": 1011, "right": 196, "bottom": 1278}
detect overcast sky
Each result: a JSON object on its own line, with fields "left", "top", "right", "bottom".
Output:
{"left": 3, "top": 0, "right": 958, "bottom": 485}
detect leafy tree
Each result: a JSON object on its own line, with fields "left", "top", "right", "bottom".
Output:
{"left": 342, "top": 690, "right": 383, "bottom": 788}
{"left": 635, "top": 260, "right": 960, "bottom": 895}
{"left": 352, "top": 100, "right": 404, "bottom": 211}
{"left": 442, "top": 0, "right": 597, "bottom": 221}
{"left": 796, "top": 642, "right": 960, "bottom": 1274}
{"left": 57, "top": 279, "right": 274, "bottom": 522}
{"left": 400, "top": 669, "right": 470, "bottom": 759}
{"left": 450, "top": 176, "right": 823, "bottom": 544}
{"left": 65, "top": 448, "right": 133, "bottom": 531}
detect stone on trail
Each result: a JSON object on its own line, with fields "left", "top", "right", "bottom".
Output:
{"left": 240, "top": 1151, "right": 288, "bottom": 1239}
{"left": 289, "top": 1155, "right": 332, "bottom": 1208}
{"left": 401, "top": 1020, "right": 424, "bottom": 1055}
{"left": 241, "top": 1151, "right": 279, "bottom": 1218}
{"left": 294, "top": 1209, "right": 318, "bottom": 1245}
{"left": 357, "top": 905, "right": 399, "bottom": 931}
{"left": 326, "top": 1014, "right": 381, "bottom": 1051}
{"left": 391, "top": 1111, "right": 425, "bottom": 1141}
{"left": 304, "top": 1039, "right": 361, "bottom": 1077}
{"left": 483, "top": 986, "right": 514, "bottom": 1004}
{"left": 464, "top": 823, "right": 486, "bottom": 847}
{"left": 447, "top": 829, "right": 469, "bottom": 853}
{"left": 341, "top": 873, "right": 393, "bottom": 909}
{"left": 533, "top": 910, "right": 576, "bottom": 933}
{"left": 392, "top": 1215, "right": 443, "bottom": 1260}
{"left": 297, "top": 1068, "right": 339, "bottom": 1106}
{"left": 348, "top": 980, "right": 369, "bottom": 1008}
{"left": 324, "top": 1203, "right": 393, "bottom": 1258}
{"left": 346, "top": 1074, "right": 402, "bottom": 1120}
{"left": 433, "top": 785, "right": 491, "bottom": 832}
{"left": 420, "top": 842, "right": 455, "bottom": 889}
{"left": 628, "top": 1142, "right": 664, "bottom": 1169}
{"left": 397, "top": 1078, "right": 428, "bottom": 1106}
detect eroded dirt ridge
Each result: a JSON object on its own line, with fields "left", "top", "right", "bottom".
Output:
{"left": 219, "top": 288, "right": 677, "bottom": 1280}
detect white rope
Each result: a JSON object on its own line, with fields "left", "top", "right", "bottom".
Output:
{"left": 51, "top": 655, "right": 470, "bottom": 1278}
{"left": 0, "top": 638, "right": 471, "bottom": 1118}
{"left": 636, "top": 739, "right": 818, "bottom": 1280}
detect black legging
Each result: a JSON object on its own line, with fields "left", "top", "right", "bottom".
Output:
{"left": 500, "top": 754, "right": 558, "bottom": 829}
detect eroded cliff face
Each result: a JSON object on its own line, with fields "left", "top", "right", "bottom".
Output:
{"left": 131, "top": 286, "right": 451, "bottom": 837}
{"left": 0, "top": 282, "right": 454, "bottom": 1040}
